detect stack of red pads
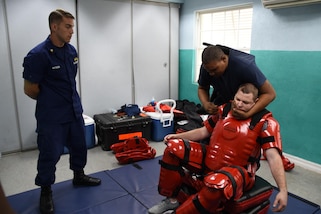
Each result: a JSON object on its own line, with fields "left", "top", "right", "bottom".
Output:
{"left": 110, "top": 137, "right": 156, "bottom": 164}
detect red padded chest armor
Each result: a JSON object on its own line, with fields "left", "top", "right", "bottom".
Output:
{"left": 205, "top": 112, "right": 262, "bottom": 171}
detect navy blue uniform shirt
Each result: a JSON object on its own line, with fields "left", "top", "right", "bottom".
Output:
{"left": 198, "top": 47, "right": 266, "bottom": 105}
{"left": 23, "top": 36, "right": 83, "bottom": 125}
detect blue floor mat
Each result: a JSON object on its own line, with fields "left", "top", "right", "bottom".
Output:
{"left": 269, "top": 188, "right": 320, "bottom": 214}
{"left": 105, "top": 159, "right": 161, "bottom": 193}
{"left": 7, "top": 171, "right": 127, "bottom": 214}
{"left": 74, "top": 194, "right": 147, "bottom": 214}
{"left": 7, "top": 156, "right": 320, "bottom": 214}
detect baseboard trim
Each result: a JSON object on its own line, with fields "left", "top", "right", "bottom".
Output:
{"left": 284, "top": 152, "right": 321, "bottom": 174}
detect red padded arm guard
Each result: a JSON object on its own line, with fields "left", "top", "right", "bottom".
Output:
{"left": 260, "top": 117, "right": 283, "bottom": 154}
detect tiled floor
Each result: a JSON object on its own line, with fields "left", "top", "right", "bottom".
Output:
{"left": 1, "top": 141, "right": 321, "bottom": 208}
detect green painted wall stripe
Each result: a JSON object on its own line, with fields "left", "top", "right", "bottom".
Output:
{"left": 253, "top": 50, "right": 321, "bottom": 164}
{"left": 179, "top": 49, "right": 199, "bottom": 102}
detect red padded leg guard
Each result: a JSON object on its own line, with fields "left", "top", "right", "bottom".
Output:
{"left": 176, "top": 172, "right": 204, "bottom": 204}
{"left": 182, "top": 172, "right": 204, "bottom": 192}
{"left": 176, "top": 187, "right": 224, "bottom": 214}
{"left": 158, "top": 148, "right": 183, "bottom": 197}
{"left": 175, "top": 194, "right": 201, "bottom": 214}
{"left": 282, "top": 155, "right": 295, "bottom": 171}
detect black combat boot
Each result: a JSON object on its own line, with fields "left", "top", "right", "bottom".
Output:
{"left": 73, "top": 170, "right": 101, "bottom": 186}
{"left": 39, "top": 186, "right": 54, "bottom": 214}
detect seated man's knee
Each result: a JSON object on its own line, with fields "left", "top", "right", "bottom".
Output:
{"left": 165, "top": 139, "right": 206, "bottom": 168}
{"left": 164, "top": 139, "right": 187, "bottom": 159}
{"left": 203, "top": 166, "right": 247, "bottom": 200}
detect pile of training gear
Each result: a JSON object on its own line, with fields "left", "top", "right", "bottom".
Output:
{"left": 110, "top": 137, "right": 156, "bottom": 164}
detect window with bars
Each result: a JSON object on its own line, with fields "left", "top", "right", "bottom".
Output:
{"left": 194, "top": 5, "right": 253, "bottom": 82}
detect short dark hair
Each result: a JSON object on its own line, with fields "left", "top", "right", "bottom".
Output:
{"left": 238, "top": 83, "right": 258, "bottom": 101}
{"left": 202, "top": 46, "right": 224, "bottom": 64}
{"left": 48, "top": 9, "right": 74, "bottom": 28}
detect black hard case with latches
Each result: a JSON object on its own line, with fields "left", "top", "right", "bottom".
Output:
{"left": 93, "top": 113, "right": 152, "bottom": 151}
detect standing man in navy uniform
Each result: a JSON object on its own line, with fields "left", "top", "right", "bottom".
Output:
{"left": 23, "top": 9, "right": 101, "bottom": 214}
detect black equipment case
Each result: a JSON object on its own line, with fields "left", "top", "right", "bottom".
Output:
{"left": 93, "top": 113, "right": 152, "bottom": 151}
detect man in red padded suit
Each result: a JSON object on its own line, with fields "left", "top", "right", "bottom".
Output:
{"left": 148, "top": 83, "right": 287, "bottom": 214}
{"left": 198, "top": 45, "right": 294, "bottom": 171}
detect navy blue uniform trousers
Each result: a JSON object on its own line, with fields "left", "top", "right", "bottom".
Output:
{"left": 35, "top": 116, "right": 87, "bottom": 186}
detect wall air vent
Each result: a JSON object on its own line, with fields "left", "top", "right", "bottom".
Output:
{"left": 262, "top": 0, "right": 321, "bottom": 9}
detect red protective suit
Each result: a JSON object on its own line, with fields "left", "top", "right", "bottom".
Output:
{"left": 157, "top": 104, "right": 282, "bottom": 213}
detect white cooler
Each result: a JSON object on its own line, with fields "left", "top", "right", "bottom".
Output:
{"left": 145, "top": 99, "right": 176, "bottom": 142}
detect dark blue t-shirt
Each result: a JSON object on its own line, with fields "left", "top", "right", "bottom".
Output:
{"left": 23, "top": 36, "right": 83, "bottom": 124}
{"left": 198, "top": 48, "right": 266, "bottom": 105}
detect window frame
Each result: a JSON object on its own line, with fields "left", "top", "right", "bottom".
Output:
{"left": 194, "top": 4, "right": 253, "bottom": 82}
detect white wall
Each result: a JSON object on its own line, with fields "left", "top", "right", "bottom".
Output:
{"left": 77, "top": 0, "right": 179, "bottom": 116}
{"left": 77, "top": 0, "right": 132, "bottom": 115}
{"left": 251, "top": 2, "right": 321, "bottom": 51}
{"left": 0, "top": 0, "right": 20, "bottom": 152}
{"left": 179, "top": 0, "right": 321, "bottom": 51}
